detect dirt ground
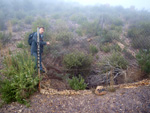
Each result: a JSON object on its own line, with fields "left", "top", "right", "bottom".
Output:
{"left": 0, "top": 85, "right": 150, "bottom": 113}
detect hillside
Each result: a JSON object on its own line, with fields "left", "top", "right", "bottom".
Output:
{"left": 0, "top": 0, "right": 150, "bottom": 112}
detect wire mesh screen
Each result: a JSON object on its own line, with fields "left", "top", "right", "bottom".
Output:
{"left": 41, "top": 19, "right": 150, "bottom": 88}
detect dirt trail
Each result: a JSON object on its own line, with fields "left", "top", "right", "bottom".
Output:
{"left": 0, "top": 85, "right": 150, "bottom": 113}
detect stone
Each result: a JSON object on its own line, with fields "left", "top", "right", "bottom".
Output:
{"left": 95, "top": 86, "right": 107, "bottom": 96}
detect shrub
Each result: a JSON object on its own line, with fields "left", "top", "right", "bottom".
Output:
{"left": 89, "top": 45, "right": 98, "bottom": 55}
{"left": 100, "top": 44, "right": 111, "bottom": 53}
{"left": 16, "top": 42, "right": 25, "bottom": 48}
{"left": 63, "top": 51, "right": 93, "bottom": 77}
{"left": 123, "top": 49, "right": 135, "bottom": 60}
{"left": 68, "top": 75, "right": 87, "bottom": 91}
{"left": 136, "top": 50, "right": 150, "bottom": 75}
{"left": 56, "top": 32, "right": 73, "bottom": 46}
{"left": 111, "top": 44, "right": 122, "bottom": 52}
{"left": 131, "top": 36, "right": 150, "bottom": 49}
{"left": 55, "top": 19, "right": 69, "bottom": 33}
{"left": 110, "top": 25, "right": 122, "bottom": 34}
{"left": 25, "top": 16, "right": 34, "bottom": 24}
{"left": 76, "top": 28, "right": 83, "bottom": 36}
{"left": 70, "top": 13, "right": 87, "bottom": 24}
{"left": 101, "top": 30, "right": 120, "bottom": 43}
{"left": 108, "top": 52, "right": 128, "bottom": 69}
{"left": 32, "top": 18, "right": 50, "bottom": 31}
{"left": 11, "top": 18, "right": 19, "bottom": 25}
{"left": 15, "top": 11, "right": 26, "bottom": 20}
{"left": 96, "top": 55, "right": 99, "bottom": 59}
{"left": 0, "top": 11, "right": 6, "bottom": 30}
{"left": 112, "top": 19, "right": 123, "bottom": 26}
{"left": 127, "top": 22, "right": 150, "bottom": 49}
{"left": 23, "top": 32, "right": 33, "bottom": 49}
{"left": 82, "top": 20, "right": 100, "bottom": 36}
{"left": 0, "top": 32, "right": 11, "bottom": 46}
{"left": 0, "top": 51, "right": 39, "bottom": 104}
{"left": 51, "top": 13, "right": 61, "bottom": 19}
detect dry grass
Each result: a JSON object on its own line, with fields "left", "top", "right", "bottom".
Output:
{"left": 125, "top": 65, "right": 143, "bottom": 83}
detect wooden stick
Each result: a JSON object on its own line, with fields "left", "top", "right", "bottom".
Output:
{"left": 37, "top": 27, "right": 41, "bottom": 91}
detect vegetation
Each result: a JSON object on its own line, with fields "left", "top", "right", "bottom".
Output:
{"left": 100, "top": 44, "right": 111, "bottom": 53}
{"left": 63, "top": 51, "right": 93, "bottom": 77}
{"left": 89, "top": 45, "right": 98, "bottom": 55}
{"left": 70, "top": 13, "right": 88, "bottom": 25}
{"left": 100, "top": 43, "right": 121, "bottom": 53}
{"left": 0, "top": 0, "right": 150, "bottom": 106}
{"left": 0, "top": 51, "right": 39, "bottom": 105}
{"left": 68, "top": 75, "right": 87, "bottom": 91}
{"left": 0, "top": 32, "right": 11, "bottom": 46}
{"left": 99, "top": 51, "right": 128, "bottom": 69}
{"left": 123, "top": 49, "right": 135, "bottom": 60}
{"left": 32, "top": 18, "right": 50, "bottom": 31}
{"left": 25, "top": 16, "right": 34, "bottom": 24}
{"left": 136, "top": 50, "right": 150, "bottom": 76}
{"left": 128, "top": 22, "right": 150, "bottom": 49}
{"left": 108, "top": 52, "right": 128, "bottom": 69}
{"left": 111, "top": 44, "right": 122, "bottom": 52}
{"left": 56, "top": 31, "right": 73, "bottom": 46}
{"left": 16, "top": 42, "right": 25, "bottom": 48}
{"left": 100, "top": 30, "right": 120, "bottom": 43}
{"left": 0, "top": 11, "right": 6, "bottom": 30}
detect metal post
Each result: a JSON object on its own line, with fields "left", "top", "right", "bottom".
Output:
{"left": 37, "top": 27, "right": 41, "bottom": 91}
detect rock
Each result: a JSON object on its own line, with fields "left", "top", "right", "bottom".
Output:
{"left": 95, "top": 86, "right": 107, "bottom": 96}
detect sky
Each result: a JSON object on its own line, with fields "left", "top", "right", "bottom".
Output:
{"left": 65, "top": 0, "right": 150, "bottom": 10}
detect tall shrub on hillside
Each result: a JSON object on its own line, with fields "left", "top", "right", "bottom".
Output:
{"left": 63, "top": 51, "right": 93, "bottom": 77}
{"left": 128, "top": 22, "right": 150, "bottom": 49}
{"left": 0, "top": 51, "right": 39, "bottom": 105}
{"left": 136, "top": 50, "right": 150, "bottom": 76}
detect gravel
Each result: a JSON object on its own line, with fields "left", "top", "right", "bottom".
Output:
{"left": 0, "top": 86, "right": 150, "bottom": 113}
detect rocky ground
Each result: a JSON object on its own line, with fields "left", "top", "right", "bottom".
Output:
{"left": 0, "top": 85, "right": 150, "bottom": 113}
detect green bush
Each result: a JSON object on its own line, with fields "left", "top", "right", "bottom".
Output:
{"left": 0, "top": 32, "right": 11, "bottom": 46}
{"left": 70, "top": 13, "right": 88, "bottom": 24}
{"left": 25, "top": 16, "right": 34, "bottom": 24}
{"left": 15, "top": 11, "right": 26, "bottom": 20}
{"left": 100, "top": 43, "right": 121, "bottom": 53}
{"left": 63, "top": 51, "right": 93, "bottom": 76}
{"left": 127, "top": 22, "right": 150, "bottom": 49}
{"left": 32, "top": 18, "right": 50, "bottom": 31}
{"left": 0, "top": 51, "right": 39, "bottom": 104}
{"left": 55, "top": 19, "right": 69, "bottom": 33}
{"left": 89, "top": 45, "right": 98, "bottom": 55}
{"left": 123, "top": 49, "right": 135, "bottom": 60}
{"left": 101, "top": 30, "right": 120, "bottom": 43}
{"left": 108, "top": 52, "right": 128, "bottom": 69}
{"left": 0, "top": 11, "right": 6, "bottom": 30}
{"left": 111, "top": 44, "right": 122, "bottom": 52}
{"left": 131, "top": 36, "right": 150, "bottom": 49}
{"left": 16, "top": 42, "right": 25, "bottom": 48}
{"left": 136, "top": 50, "right": 150, "bottom": 75}
{"left": 81, "top": 20, "right": 100, "bottom": 36}
{"left": 110, "top": 25, "right": 122, "bottom": 33}
{"left": 11, "top": 18, "right": 19, "bottom": 25}
{"left": 100, "top": 44, "right": 111, "bottom": 53}
{"left": 56, "top": 32, "right": 73, "bottom": 46}
{"left": 76, "top": 28, "right": 83, "bottom": 36}
{"left": 51, "top": 13, "right": 61, "bottom": 19}
{"left": 112, "top": 19, "right": 123, "bottom": 26}
{"left": 23, "top": 32, "right": 32, "bottom": 49}
{"left": 68, "top": 75, "right": 87, "bottom": 91}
